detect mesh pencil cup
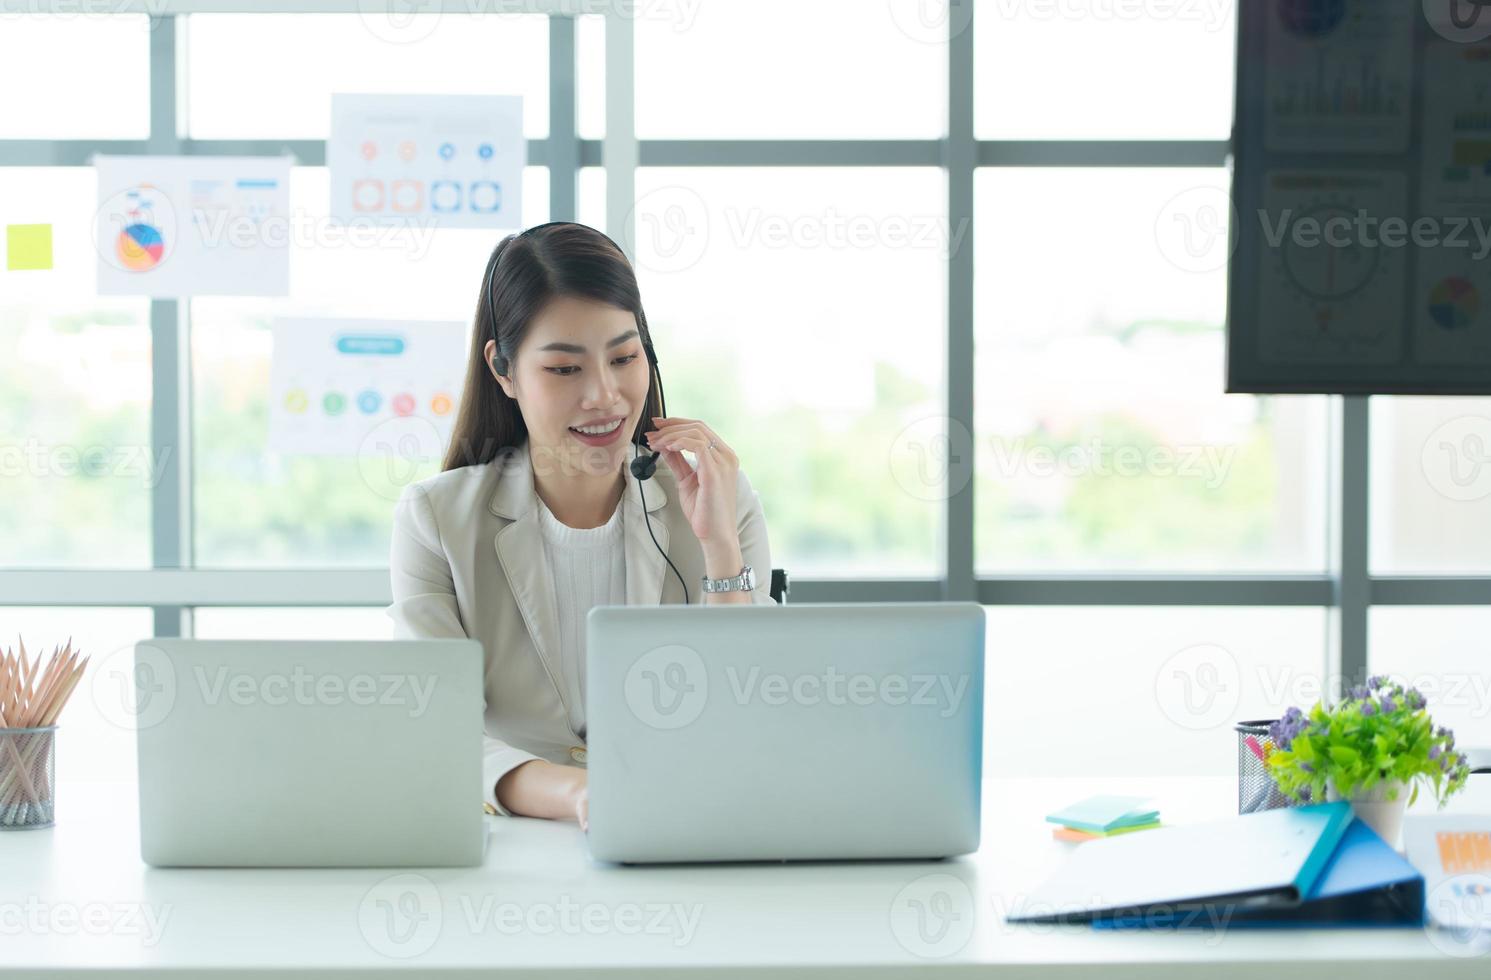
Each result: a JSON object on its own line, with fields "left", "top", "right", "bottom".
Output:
{"left": 0, "top": 726, "right": 58, "bottom": 830}
{"left": 1235, "top": 719, "right": 1298, "bottom": 815}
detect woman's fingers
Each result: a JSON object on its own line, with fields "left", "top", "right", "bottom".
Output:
{"left": 645, "top": 421, "right": 734, "bottom": 462}
{"left": 659, "top": 446, "right": 695, "bottom": 484}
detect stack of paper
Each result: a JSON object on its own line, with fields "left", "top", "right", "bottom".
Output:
{"left": 1045, "top": 795, "right": 1162, "bottom": 842}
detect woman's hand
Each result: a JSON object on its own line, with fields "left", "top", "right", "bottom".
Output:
{"left": 643, "top": 416, "right": 741, "bottom": 564}
{"left": 496, "top": 759, "right": 588, "bottom": 828}
{"left": 571, "top": 778, "right": 589, "bottom": 832}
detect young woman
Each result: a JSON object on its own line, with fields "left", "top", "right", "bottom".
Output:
{"left": 387, "top": 221, "right": 775, "bottom": 830}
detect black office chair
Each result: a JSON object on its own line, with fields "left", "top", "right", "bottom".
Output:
{"left": 769, "top": 568, "right": 789, "bottom": 605}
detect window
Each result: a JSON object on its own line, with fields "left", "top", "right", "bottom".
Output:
{"left": 974, "top": 3, "right": 1236, "bottom": 140}
{"left": 985, "top": 607, "right": 1326, "bottom": 777}
{"left": 1371, "top": 608, "right": 1491, "bottom": 749}
{"left": 1370, "top": 397, "right": 1491, "bottom": 575}
{"left": 190, "top": 167, "right": 548, "bottom": 567}
{"left": 0, "top": 14, "right": 149, "bottom": 139}
{"left": 194, "top": 607, "right": 393, "bottom": 640}
{"left": 185, "top": 14, "right": 549, "bottom": 140}
{"left": 633, "top": 167, "right": 947, "bottom": 577}
{"left": 635, "top": 0, "right": 946, "bottom": 139}
{"left": 974, "top": 169, "right": 1329, "bottom": 572}
{"left": 1, "top": 5, "right": 1474, "bottom": 700}
{"left": 0, "top": 169, "right": 152, "bottom": 568}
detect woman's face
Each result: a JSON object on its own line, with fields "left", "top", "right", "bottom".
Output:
{"left": 487, "top": 294, "right": 650, "bottom": 478}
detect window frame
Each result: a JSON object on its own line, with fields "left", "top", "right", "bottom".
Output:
{"left": 2, "top": 2, "right": 1485, "bottom": 697}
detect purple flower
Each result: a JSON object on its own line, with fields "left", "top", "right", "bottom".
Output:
{"left": 1361, "top": 700, "right": 1377, "bottom": 717}
{"left": 1380, "top": 695, "right": 1397, "bottom": 713}
{"left": 1346, "top": 685, "right": 1369, "bottom": 702}
{"left": 1300, "top": 762, "right": 1314, "bottom": 773}
{"left": 1268, "top": 707, "right": 1309, "bottom": 750}
{"left": 1368, "top": 674, "right": 1389, "bottom": 690}
{"left": 1430, "top": 745, "right": 1443, "bottom": 761}
{"left": 1405, "top": 689, "right": 1426, "bottom": 710}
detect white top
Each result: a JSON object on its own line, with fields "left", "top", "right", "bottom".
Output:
{"left": 535, "top": 492, "right": 625, "bottom": 739}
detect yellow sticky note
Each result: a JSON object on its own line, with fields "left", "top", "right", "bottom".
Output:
{"left": 7, "top": 224, "right": 53, "bottom": 271}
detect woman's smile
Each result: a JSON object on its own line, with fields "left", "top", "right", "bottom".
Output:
{"left": 568, "top": 414, "right": 627, "bottom": 446}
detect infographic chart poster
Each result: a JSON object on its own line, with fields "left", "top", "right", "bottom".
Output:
{"left": 1418, "top": 42, "right": 1491, "bottom": 220}
{"left": 328, "top": 94, "right": 524, "bottom": 230}
{"left": 1264, "top": 0, "right": 1413, "bottom": 154}
{"left": 1255, "top": 171, "right": 1407, "bottom": 366}
{"left": 95, "top": 155, "right": 291, "bottom": 297}
{"left": 267, "top": 317, "right": 466, "bottom": 459}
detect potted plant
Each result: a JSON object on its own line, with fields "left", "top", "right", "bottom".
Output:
{"left": 1262, "top": 675, "right": 1471, "bottom": 847}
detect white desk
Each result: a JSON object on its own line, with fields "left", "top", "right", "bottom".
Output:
{"left": 4, "top": 775, "right": 1489, "bottom": 977}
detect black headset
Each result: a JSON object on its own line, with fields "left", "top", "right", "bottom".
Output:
{"left": 481, "top": 221, "right": 691, "bottom": 604}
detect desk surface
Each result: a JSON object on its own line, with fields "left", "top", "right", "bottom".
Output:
{"left": 4, "top": 775, "right": 1490, "bottom": 978}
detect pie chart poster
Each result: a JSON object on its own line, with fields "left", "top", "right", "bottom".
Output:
{"left": 95, "top": 155, "right": 292, "bottom": 298}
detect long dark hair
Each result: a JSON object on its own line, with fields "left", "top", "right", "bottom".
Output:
{"left": 442, "top": 222, "right": 663, "bottom": 471}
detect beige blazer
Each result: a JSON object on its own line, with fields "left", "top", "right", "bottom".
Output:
{"left": 385, "top": 444, "right": 776, "bottom": 814}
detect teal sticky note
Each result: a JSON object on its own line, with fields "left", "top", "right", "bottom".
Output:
{"left": 1045, "top": 794, "right": 1160, "bottom": 833}
{"left": 7, "top": 224, "right": 53, "bottom": 271}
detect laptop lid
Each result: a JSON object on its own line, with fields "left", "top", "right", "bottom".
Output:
{"left": 135, "top": 638, "right": 484, "bottom": 868}
{"left": 585, "top": 602, "right": 984, "bottom": 863}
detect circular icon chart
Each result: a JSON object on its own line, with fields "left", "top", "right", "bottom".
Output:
{"left": 97, "top": 184, "right": 175, "bottom": 274}
{"left": 117, "top": 220, "right": 165, "bottom": 271}
{"left": 1277, "top": 0, "right": 1345, "bottom": 37}
{"left": 1428, "top": 276, "right": 1480, "bottom": 331}
{"left": 323, "top": 392, "right": 347, "bottom": 416}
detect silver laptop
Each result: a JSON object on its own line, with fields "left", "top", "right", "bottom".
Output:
{"left": 585, "top": 602, "right": 984, "bottom": 863}
{"left": 135, "top": 639, "right": 484, "bottom": 867}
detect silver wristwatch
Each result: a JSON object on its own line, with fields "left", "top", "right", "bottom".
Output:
{"left": 701, "top": 564, "right": 755, "bottom": 594}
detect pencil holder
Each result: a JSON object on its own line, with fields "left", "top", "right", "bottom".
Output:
{"left": 0, "top": 726, "right": 58, "bottom": 830}
{"left": 1235, "top": 719, "right": 1298, "bottom": 815}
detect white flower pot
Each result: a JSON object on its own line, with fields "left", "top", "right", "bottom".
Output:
{"left": 1327, "top": 779, "right": 1409, "bottom": 849}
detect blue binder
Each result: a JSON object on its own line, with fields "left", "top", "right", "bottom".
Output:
{"left": 1007, "top": 802, "right": 1355, "bottom": 925}
{"left": 1093, "top": 818, "right": 1425, "bottom": 929}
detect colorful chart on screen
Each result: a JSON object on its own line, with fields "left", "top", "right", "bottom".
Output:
{"left": 1414, "top": 245, "right": 1491, "bottom": 365}
{"left": 1264, "top": 0, "right": 1413, "bottom": 153}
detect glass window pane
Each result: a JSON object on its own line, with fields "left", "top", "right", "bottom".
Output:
{"left": 2, "top": 607, "right": 154, "bottom": 784}
{"left": 193, "top": 607, "right": 392, "bottom": 640}
{"left": 974, "top": 169, "right": 1330, "bottom": 573}
{"left": 975, "top": 5, "right": 1236, "bottom": 139}
{"left": 636, "top": 0, "right": 945, "bottom": 138}
{"left": 1371, "top": 397, "right": 1491, "bottom": 574}
{"left": 185, "top": 13, "right": 548, "bottom": 140}
{"left": 577, "top": 13, "right": 605, "bottom": 140}
{"left": 0, "top": 169, "right": 152, "bottom": 568}
{"left": 191, "top": 167, "right": 547, "bottom": 567}
{"left": 578, "top": 168, "right": 606, "bottom": 232}
{"left": 986, "top": 607, "right": 1326, "bottom": 777}
{"left": 634, "top": 167, "right": 947, "bottom": 576}
{"left": 0, "top": 14, "right": 149, "bottom": 138}
{"left": 1371, "top": 607, "right": 1491, "bottom": 751}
